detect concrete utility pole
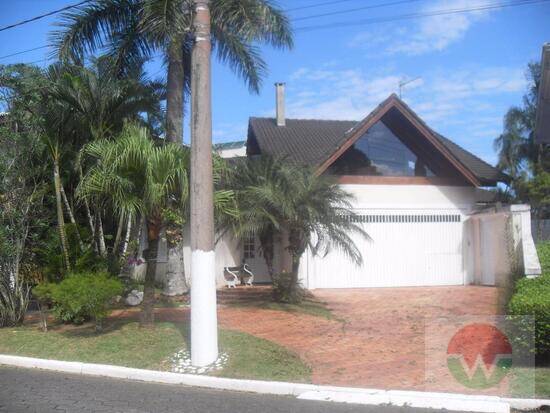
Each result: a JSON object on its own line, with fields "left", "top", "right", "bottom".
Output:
{"left": 190, "top": 0, "right": 218, "bottom": 366}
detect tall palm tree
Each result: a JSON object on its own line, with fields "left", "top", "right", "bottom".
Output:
{"left": 50, "top": 0, "right": 292, "bottom": 143}
{"left": 52, "top": 58, "right": 164, "bottom": 256}
{"left": 228, "top": 157, "right": 369, "bottom": 300}
{"left": 78, "top": 123, "right": 189, "bottom": 326}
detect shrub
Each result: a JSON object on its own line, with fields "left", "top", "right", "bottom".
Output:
{"left": 272, "top": 271, "right": 305, "bottom": 304}
{"left": 508, "top": 273, "right": 550, "bottom": 359}
{"left": 46, "top": 272, "right": 123, "bottom": 330}
{"left": 537, "top": 241, "right": 550, "bottom": 273}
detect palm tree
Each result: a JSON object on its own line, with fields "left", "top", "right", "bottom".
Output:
{"left": 494, "top": 62, "right": 550, "bottom": 198}
{"left": 78, "top": 123, "right": 235, "bottom": 324}
{"left": 228, "top": 157, "right": 369, "bottom": 300}
{"left": 50, "top": 0, "right": 292, "bottom": 143}
{"left": 78, "top": 123, "right": 189, "bottom": 326}
{"left": 52, "top": 58, "right": 164, "bottom": 256}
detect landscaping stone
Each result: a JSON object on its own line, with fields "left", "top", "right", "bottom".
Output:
{"left": 170, "top": 349, "right": 228, "bottom": 374}
{"left": 125, "top": 290, "right": 143, "bottom": 306}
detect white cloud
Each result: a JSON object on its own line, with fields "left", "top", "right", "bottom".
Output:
{"left": 349, "top": 0, "right": 501, "bottom": 56}
{"left": 284, "top": 65, "right": 524, "bottom": 122}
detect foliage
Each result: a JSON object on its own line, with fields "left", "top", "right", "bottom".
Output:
{"left": 226, "top": 156, "right": 369, "bottom": 301}
{"left": 507, "top": 243, "right": 550, "bottom": 359}
{"left": 537, "top": 241, "right": 550, "bottom": 272}
{"left": 494, "top": 62, "right": 550, "bottom": 204}
{"left": 38, "top": 272, "right": 123, "bottom": 329}
{"left": 52, "top": 0, "right": 293, "bottom": 93}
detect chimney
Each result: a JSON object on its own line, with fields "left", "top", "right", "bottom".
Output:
{"left": 275, "top": 82, "right": 285, "bottom": 126}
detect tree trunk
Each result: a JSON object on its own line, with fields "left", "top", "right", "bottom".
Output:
{"left": 166, "top": 36, "right": 185, "bottom": 144}
{"left": 140, "top": 216, "right": 161, "bottom": 327}
{"left": 79, "top": 165, "right": 97, "bottom": 253}
{"left": 259, "top": 229, "right": 275, "bottom": 280}
{"left": 60, "top": 185, "right": 84, "bottom": 251}
{"left": 121, "top": 212, "right": 132, "bottom": 257}
{"left": 96, "top": 210, "right": 107, "bottom": 257}
{"left": 53, "top": 158, "right": 71, "bottom": 272}
{"left": 113, "top": 212, "right": 125, "bottom": 256}
{"left": 190, "top": 0, "right": 218, "bottom": 367}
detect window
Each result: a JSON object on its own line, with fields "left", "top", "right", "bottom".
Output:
{"left": 329, "top": 121, "right": 434, "bottom": 177}
{"left": 243, "top": 235, "right": 255, "bottom": 259}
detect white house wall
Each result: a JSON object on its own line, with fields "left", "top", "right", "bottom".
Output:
{"left": 297, "top": 185, "right": 481, "bottom": 289}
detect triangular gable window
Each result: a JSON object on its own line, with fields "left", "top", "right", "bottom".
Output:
{"left": 328, "top": 120, "right": 434, "bottom": 177}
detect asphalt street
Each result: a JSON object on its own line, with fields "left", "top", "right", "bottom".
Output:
{"left": 0, "top": 366, "right": 476, "bottom": 413}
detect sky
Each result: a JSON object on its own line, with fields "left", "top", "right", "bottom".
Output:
{"left": 1, "top": 0, "right": 549, "bottom": 165}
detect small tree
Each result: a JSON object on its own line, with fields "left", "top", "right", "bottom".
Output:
{"left": 78, "top": 123, "right": 189, "bottom": 326}
{"left": 229, "top": 157, "right": 369, "bottom": 301}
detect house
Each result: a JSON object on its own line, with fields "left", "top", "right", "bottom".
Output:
{"left": 535, "top": 43, "right": 550, "bottom": 144}
{"left": 214, "top": 141, "right": 247, "bottom": 158}
{"left": 157, "top": 84, "right": 541, "bottom": 291}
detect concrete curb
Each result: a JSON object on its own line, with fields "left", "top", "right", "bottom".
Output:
{"left": 1, "top": 354, "right": 548, "bottom": 412}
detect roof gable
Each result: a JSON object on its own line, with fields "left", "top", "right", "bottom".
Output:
{"left": 247, "top": 94, "right": 508, "bottom": 186}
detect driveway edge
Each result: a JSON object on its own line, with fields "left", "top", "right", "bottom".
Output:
{"left": 1, "top": 354, "right": 548, "bottom": 412}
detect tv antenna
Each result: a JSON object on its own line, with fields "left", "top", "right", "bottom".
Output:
{"left": 398, "top": 77, "right": 421, "bottom": 98}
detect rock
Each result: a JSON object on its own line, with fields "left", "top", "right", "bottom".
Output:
{"left": 125, "top": 290, "right": 143, "bottom": 306}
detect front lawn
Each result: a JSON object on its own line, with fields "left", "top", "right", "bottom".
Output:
{"left": 511, "top": 367, "right": 550, "bottom": 398}
{"left": 0, "top": 320, "right": 311, "bottom": 382}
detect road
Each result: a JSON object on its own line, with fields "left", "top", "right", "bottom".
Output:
{"left": 0, "top": 366, "right": 473, "bottom": 413}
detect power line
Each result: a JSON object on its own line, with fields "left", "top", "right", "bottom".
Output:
{"left": 0, "top": 46, "right": 50, "bottom": 61}
{"left": 293, "top": 0, "right": 424, "bottom": 21}
{"left": 0, "top": 0, "right": 546, "bottom": 62}
{"left": 286, "top": 0, "right": 398, "bottom": 12}
{"left": 0, "top": 0, "right": 92, "bottom": 33}
{"left": 295, "top": 0, "right": 549, "bottom": 32}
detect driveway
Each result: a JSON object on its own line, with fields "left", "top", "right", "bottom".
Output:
{"left": 113, "top": 285, "right": 502, "bottom": 393}
{"left": 216, "top": 286, "right": 502, "bottom": 393}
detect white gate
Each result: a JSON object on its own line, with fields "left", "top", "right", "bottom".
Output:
{"left": 302, "top": 209, "right": 466, "bottom": 289}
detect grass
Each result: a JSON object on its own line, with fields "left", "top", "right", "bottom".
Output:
{"left": 0, "top": 320, "right": 311, "bottom": 382}
{"left": 510, "top": 367, "right": 550, "bottom": 399}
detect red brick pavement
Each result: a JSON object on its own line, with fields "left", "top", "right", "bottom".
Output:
{"left": 112, "top": 285, "right": 505, "bottom": 394}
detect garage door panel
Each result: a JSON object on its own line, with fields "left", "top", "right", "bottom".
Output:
{"left": 305, "top": 210, "right": 465, "bottom": 288}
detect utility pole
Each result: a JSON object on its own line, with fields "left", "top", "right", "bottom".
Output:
{"left": 190, "top": 0, "right": 218, "bottom": 367}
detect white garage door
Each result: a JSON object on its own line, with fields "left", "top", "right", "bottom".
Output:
{"left": 302, "top": 209, "right": 466, "bottom": 289}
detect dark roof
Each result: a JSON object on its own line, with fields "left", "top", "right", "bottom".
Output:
{"left": 536, "top": 43, "right": 550, "bottom": 144}
{"left": 247, "top": 95, "right": 508, "bottom": 186}
{"left": 248, "top": 117, "right": 356, "bottom": 166}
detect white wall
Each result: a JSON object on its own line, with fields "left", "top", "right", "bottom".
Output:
{"left": 216, "top": 147, "right": 246, "bottom": 159}
{"left": 339, "top": 184, "right": 486, "bottom": 211}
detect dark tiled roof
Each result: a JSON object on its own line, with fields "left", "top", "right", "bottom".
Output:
{"left": 431, "top": 132, "right": 508, "bottom": 185}
{"left": 248, "top": 99, "right": 508, "bottom": 186}
{"left": 248, "top": 117, "right": 356, "bottom": 166}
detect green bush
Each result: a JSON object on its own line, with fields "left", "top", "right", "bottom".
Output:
{"left": 537, "top": 241, "right": 550, "bottom": 274}
{"left": 36, "top": 272, "right": 123, "bottom": 330}
{"left": 507, "top": 242, "right": 550, "bottom": 358}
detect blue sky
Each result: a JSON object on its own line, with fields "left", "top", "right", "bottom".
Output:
{"left": 1, "top": 0, "right": 549, "bottom": 165}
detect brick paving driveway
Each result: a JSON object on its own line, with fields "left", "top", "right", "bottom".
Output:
{"left": 214, "top": 286, "right": 501, "bottom": 393}
{"left": 129, "top": 285, "right": 501, "bottom": 393}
